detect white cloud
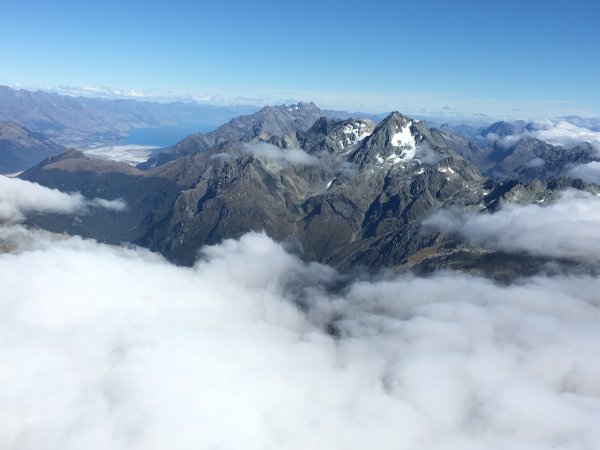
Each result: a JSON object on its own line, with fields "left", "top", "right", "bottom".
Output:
{"left": 415, "top": 142, "right": 444, "bottom": 165}
{"left": 91, "top": 197, "right": 128, "bottom": 212}
{"left": 0, "top": 227, "right": 599, "bottom": 449}
{"left": 524, "top": 157, "right": 546, "bottom": 168}
{"left": 0, "top": 175, "right": 127, "bottom": 222}
{"left": 489, "top": 120, "right": 600, "bottom": 152}
{"left": 567, "top": 161, "right": 600, "bottom": 184}
{"left": 531, "top": 120, "right": 600, "bottom": 150}
{"left": 425, "top": 189, "right": 600, "bottom": 262}
{"left": 241, "top": 142, "right": 319, "bottom": 166}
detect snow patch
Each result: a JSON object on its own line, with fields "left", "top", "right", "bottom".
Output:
{"left": 341, "top": 122, "right": 372, "bottom": 148}
{"left": 388, "top": 122, "right": 418, "bottom": 162}
{"left": 391, "top": 122, "right": 416, "bottom": 150}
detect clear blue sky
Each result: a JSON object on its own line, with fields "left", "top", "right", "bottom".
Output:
{"left": 1, "top": 0, "right": 598, "bottom": 118}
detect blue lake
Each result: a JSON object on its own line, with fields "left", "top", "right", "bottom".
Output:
{"left": 124, "top": 124, "right": 217, "bottom": 147}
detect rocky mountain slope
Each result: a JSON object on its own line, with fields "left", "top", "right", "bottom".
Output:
{"left": 140, "top": 101, "right": 326, "bottom": 168}
{"left": 20, "top": 149, "right": 184, "bottom": 242}
{"left": 0, "top": 121, "right": 64, "bottom": 173}
{"left": 432, "top": 121, "right": 600, "bottom": 181}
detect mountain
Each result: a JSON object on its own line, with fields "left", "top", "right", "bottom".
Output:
{"left": 136, "top": 112, "right": 487, "bottom": 269}
{"left": 20, "top": 111, "right": 486, "bottom": 268}
{"left": 0, "top": 121, "right": 64, "bottom": 173}
{"left": 479, "top": 120, "right": 524, "bottom": 138}
{"left": 432, "top": 125, "right": 600, "bottom": 181}
{"left": 322, "top": 108, "right": 387, "bottom": 123}
{"left": 19, "top": 106, "right": 600, "bottom": 280}
{"left": 140, "top": 101, "right": 326, "bottom": 168}
{"left": 298, "top": 116, "right": 376, "bottom": 154}
{"left": 19, "top": 149, "right": 185, "bottom": 243}
{"left": 509, "top": 141, "right": 598, "bottom": 181}
{"left": 0, "top": 85, "right": 258, "bottom": 145}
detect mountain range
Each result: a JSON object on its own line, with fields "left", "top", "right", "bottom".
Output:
{"left": 15, "top": 101, "right": 600, "bottom": 280}
{"left": 0, "top": 85, "right": 259, "bottom": 145}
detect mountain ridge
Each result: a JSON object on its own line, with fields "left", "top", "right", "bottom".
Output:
{"left": 0, "top": 121, "right": 65, "bottom": 173}
{"left": 17, "top": 104, "right": 600, "bottom": 280}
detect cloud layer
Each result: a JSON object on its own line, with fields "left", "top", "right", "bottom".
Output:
{"left": 425, "top": 189, "right": 600, "bottom": 262}
{"left": 1, "top": 174, "right": 600, "bottom": 449}
{"left": 487, "top": 120, "right": 600, "bottom": 151}
{"left": 532, "top": 120, "right": 600, "bottom": 150}
{"left": 0, "top": 225, "right": 599, "bottom": 449}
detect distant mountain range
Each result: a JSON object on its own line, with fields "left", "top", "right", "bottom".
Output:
{"left": 0, "top": 85, "right": 259, "bottom": 145}
{"left": 0, "top": 86, "right": 387, "bottom": 149}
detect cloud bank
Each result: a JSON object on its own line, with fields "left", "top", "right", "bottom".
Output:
{"left": 1, "top": 174, "right": 600, "bottom": 449}
{"left": 425, "top": 189, "right": 600, "bottom": 262}
{"left": 532, "top": 120, "right": 600, "bottom": 150}
{"left": 1, "top": 226, "right": 600, "bottom": 449}
{"left": 488, "top": 120, "right": 600, "bottom": 151}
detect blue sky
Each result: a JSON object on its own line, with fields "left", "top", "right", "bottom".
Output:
{"left": 1, "top": 0, "right": 599, "bottom": 118}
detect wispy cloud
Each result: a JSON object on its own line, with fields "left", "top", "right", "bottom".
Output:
{"left": 567, "top": 161, "right": 600, "bottom": 184}
{"left": 0, "top": 175, "right": 126, "bottom": 222}
{"left": 485, "top": 120, "right": 600, "bottom": 151}
{"left": 241, "top": 142, "right": 319, "bottom": 166}
{"left": 425, "top": 189, "right": 600, "bottom": 262}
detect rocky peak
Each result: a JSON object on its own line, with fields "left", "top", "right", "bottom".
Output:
{"left": 481, "top": 121, "right": 522, "bottom": 138}
{"left": 43, "top": 148, "right": 86, "bottom": 163}
{"left": 299, "top": 117, "right": 375, "bottom": 154}
{"left": 142, "top": 101, "right": 326, "bottom": 169}
{"left": 348, "top": 112, "right": 433, "bottom": 168}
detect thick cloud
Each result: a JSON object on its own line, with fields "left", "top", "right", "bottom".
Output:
{"left": 1, "top": 225, "right": 600, "bottom": 449}
{"left": 489, "top": 121, "right": 600, "bottom": 151}
{"left": 2, "top": 176, "right": 600, "bottom": 449}
{"left": 567, "top": 161, "right": 600, "bottom": 184}
{"left": 425, "top": 189, "right": 600, "bottom": 262}
{"left": 532, "top": 120, "right": 600, "bottom": 150}
{"left": 0, "top": 175, "right": 126, "bottom": 222}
